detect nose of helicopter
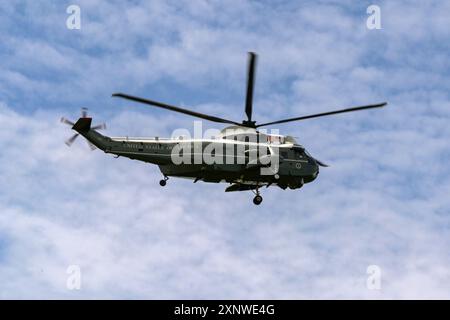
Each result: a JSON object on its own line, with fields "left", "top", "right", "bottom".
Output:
{"left": 311, "top": 158, "right": 319, "bottom": 171}
{"left": 309, "top": 159, "right": 320, "bottom": 180}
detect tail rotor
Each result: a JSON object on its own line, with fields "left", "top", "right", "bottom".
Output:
{"left": 60, "top": 108, "right": 106, "bottom": 150}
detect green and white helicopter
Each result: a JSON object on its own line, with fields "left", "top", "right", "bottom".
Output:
{"left": 61, "top": 52, "right": 386, "bottom": 205}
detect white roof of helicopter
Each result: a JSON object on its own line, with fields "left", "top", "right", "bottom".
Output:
{"left": 218, "top": 125, "right": 298, "bottom": 144}
{"left": 109, "top": 124, "right": 298, "bottom": 146}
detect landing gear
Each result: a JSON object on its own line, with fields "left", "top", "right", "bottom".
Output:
{"left": 252, "top": 186, "right": 263, "bottom": 205}
{"left": 159, "top": 176, "right": 168, "bottom": 187}
{"left": 253, "top": 195, "right": 263, "bottom": 205}
{"left": 288, "top": 178, "right": 304, "bottom": 190}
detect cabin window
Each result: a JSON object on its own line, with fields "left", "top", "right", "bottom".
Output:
{"left": 259, "top": 147, "right": 270, "bottom": 156}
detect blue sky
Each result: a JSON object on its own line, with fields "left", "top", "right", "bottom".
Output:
{"left": 0, "top": 0, "right": 449, "bottom": 298}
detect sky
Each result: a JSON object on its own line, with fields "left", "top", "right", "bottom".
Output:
{"left": 0, "top": 0, "right": 449, "bottom": 299}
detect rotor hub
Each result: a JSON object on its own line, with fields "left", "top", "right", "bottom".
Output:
{"left": 241, "top": 120, "right": 256, "bottom": 128}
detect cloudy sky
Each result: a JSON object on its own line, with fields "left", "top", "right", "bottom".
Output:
{"left": 0, "top": 0, "right": 449, "bottom": 299}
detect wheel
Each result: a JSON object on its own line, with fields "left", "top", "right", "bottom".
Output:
{"left": 159, "top": 179, "right": 167, "bottom": 187}
{"left": 253, "top": 195, "right": 263, "bottom": 205}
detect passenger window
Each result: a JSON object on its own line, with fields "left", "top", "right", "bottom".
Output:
{"left": 261, "top": 147, "right": 270, "bottom": 156}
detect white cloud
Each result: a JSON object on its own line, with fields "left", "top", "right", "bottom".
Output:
{"left": 0, "top": 0, "right": 449, "bottom": 299}
{"left": 0, "top": 99, "right": 449, "bottom": 299}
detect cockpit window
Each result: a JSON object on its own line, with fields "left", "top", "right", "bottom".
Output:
{"left": 293, "top": 148, "right": 302, "bottom": 155}
{"left": 304, "top": 149, "right": 312, "bottom": 158}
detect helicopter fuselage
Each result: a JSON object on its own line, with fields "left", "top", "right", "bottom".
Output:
{"left": 75, "top": 118, "right": 319, "bottom": 190}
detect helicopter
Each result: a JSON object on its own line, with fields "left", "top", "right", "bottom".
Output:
{"left": 61, "top": 52, "right": 386, "bottom": 205}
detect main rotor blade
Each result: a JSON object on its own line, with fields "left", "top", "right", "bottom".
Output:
{"left": 112, "top": 93, "right": 241, "bottom": 126}
{"left": 314, "top": 158, "right": 329, "bottom": 167}
{"left": 255, "top": 102, "right": 387, "bottom": 127}
{"left": 245, "top": 52, "right": 257, "bottom": 122}
{"left": 65, "top": 133, "right": 79, "bottom": 146}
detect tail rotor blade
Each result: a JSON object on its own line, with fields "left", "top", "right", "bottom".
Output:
{"left": 65, "top": 133, "right": 79, "bottom": 146}
{"left": 60, "top": 117, "right": 74, "bottom": 126}
{"left": 86, "top": 141, "right": 97, "bottom": 150}
{"left": 92, "top": 123, "right": 106, "bottom": 130}
{"left": 81, "top": 108, "right": 88, "bottom": 118}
